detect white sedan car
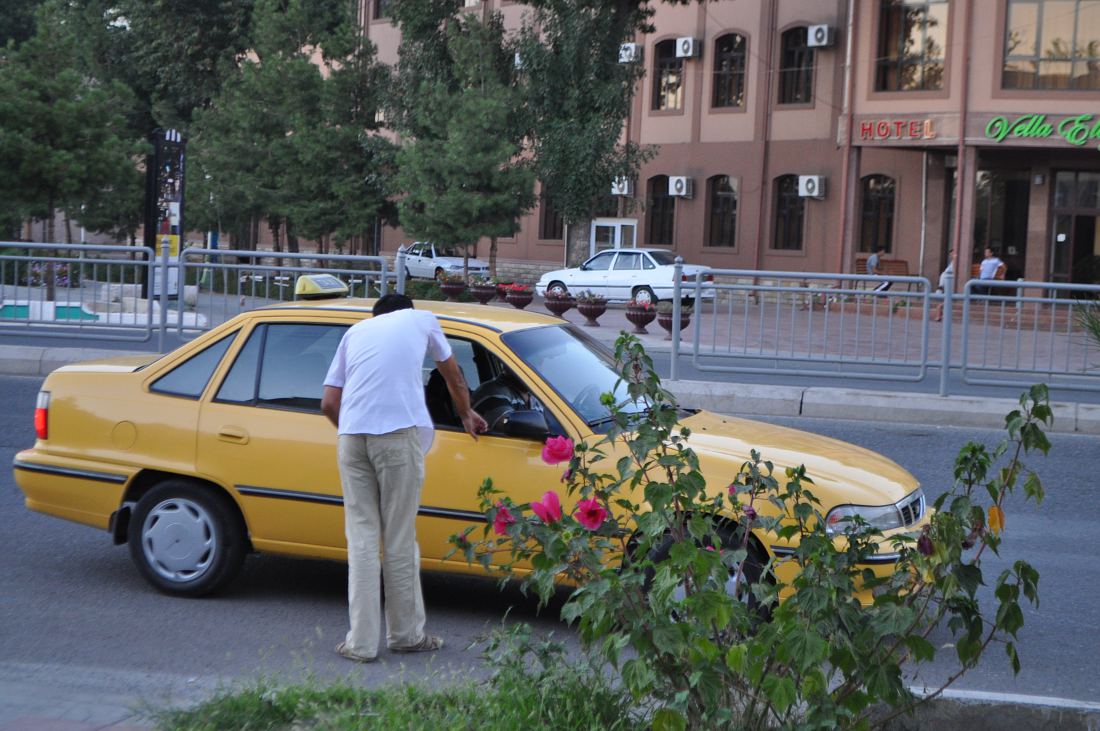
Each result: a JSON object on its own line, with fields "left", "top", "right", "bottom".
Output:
{"left": 400, "top": 242, "right": 490, "bottom": 280}
{"left": 536, "top": 248, "right": 713, "bottom": 305}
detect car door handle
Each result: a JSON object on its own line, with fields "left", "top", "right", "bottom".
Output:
{"left": 217, "top": 426, "right": 250, "bottom": 445}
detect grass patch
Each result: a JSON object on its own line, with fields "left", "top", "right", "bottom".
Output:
{"left": 153, "top": 658, "right": 637, "bottom": 730}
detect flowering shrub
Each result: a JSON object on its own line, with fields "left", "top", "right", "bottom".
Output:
{"left": 22, "top": 261, "right": 73, "bottom": 288}
{"left": 506, "top": 283, "right": 532, "bottom": 294}
{"left": 656, "top": 300, "right": 691, "bottom": 315}
{"left": 574, "top": 290, "right": 607, "bottom": 305}
{"left": 452, "top": 333, "right": 1049, "bottom": 730}
{"left": 438, "top": 271, "right": 467, "bottom": 285}
{"left": 625, "top": 298, "right": 652, "bottom": 310}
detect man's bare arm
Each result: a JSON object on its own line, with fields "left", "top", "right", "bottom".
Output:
{"left": 435, "top": 356, "right": 488, "bottom": 439}
{"left": 321, "top": 386, "right": 342, "bottom": 428}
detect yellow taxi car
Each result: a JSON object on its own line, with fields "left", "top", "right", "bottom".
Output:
{"left": 13, "top": 284, "right": 928, "bottom": 598}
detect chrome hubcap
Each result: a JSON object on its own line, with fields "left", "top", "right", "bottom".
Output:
{"left": 141, "top": 498, "right": 217, "bottom": 583}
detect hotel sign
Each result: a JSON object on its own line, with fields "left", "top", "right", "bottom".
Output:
{"left": 858, "top": 118, "right": 937, "bottom": 141}
{"left": 985, "top": 114, "right": 1100, "bottom": 149}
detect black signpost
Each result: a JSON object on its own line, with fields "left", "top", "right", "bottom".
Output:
{"left": 142, "top": 128, "right": 186, "bottom": 298}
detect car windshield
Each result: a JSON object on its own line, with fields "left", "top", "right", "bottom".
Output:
{"left": 647, "top": 251, "right": 676, "bottom": 266}
{"left": 502, "top": 324, "right": 647, "bottom": 427}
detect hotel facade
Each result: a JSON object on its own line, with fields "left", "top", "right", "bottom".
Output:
{"left": 360, "top": 0, "right": 1100, "bottom": 286}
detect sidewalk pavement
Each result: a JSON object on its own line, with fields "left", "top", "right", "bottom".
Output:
{"left": 2, "top": 300, "right": 1099, "bottom": 434}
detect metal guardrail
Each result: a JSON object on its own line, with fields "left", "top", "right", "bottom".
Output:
{"left": 958, "top": 278, "right": 1100, "bottom": 392}
{"left": 0, "top": 241, "right": 156, "bottom": 342}
{"left": 670, "top": 260, "right": 1100, "bottom": 394}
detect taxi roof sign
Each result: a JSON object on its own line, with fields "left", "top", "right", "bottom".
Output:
{"left": 295, "top": 274, "right": 349, "bottom": 299}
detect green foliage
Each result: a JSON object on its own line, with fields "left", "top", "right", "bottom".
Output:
{"left": 455, "top": 333, "right": 1050, "bottom": 730}
{"left": 0, "top": 2, "right": 146, "bottom": 242}
{"left": 1078, "top": 303, "right": 1100, "bottom": 360}
{"left": 154, "top": 626, "right": 635, "bottom": 730}
{"left": 394, "top": 12, "right": 535, "bottom": 261}
{"left": 0, "top": 0, "right": 42, "bottom": 48}
{"left": 188, "top": 0, "right": 394, "bottom": 251}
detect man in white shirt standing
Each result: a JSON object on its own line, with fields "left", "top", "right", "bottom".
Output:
{"left": 976, "top": 247, "right": 1006, "bottom": 296}
{"left": 321, "top": 293, "right": 487, "bottom": 663}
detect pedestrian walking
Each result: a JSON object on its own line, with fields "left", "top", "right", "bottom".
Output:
{"left": 321, "top": 293, "right": 487, "bottom": 663}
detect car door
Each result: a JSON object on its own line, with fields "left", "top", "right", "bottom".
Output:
{"left": 404, "top": 243, "right": 428, "bottom": 278}
{"left": 607, "top": 251, "right": 643, "bottom": 300}
{"left": 196, "top": 318, "right": 350, "bottom": 559}
{"left": 416, "top": 327, "right": 574, "bottom": 573}
{"left": 569, "top": 251, "right": 616, "bottom": 296}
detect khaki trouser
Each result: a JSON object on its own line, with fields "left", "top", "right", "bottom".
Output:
{"left": 337, "top": 429, "right": 426, "bottom": 658}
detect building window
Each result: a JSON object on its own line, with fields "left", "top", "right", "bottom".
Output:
{"left": 875, "top": 0, "right": 949, "bottom": 91}
{"left": 373, "top": 0, "right": 391, "bottom": 19}
{"left": 706, "top": 175, "right": 738, "bottom": 247}
{"left": 1004, "top": 0, "right": 1100, "bottom": 90}
{"left": 772, "top": 175, "right": 804, "bottom": 250}
{"left": 652, "top": 40, "right": 684, "bottom": 111}
{"left": 539, "top": 185, "right": 564, "bottom": 240}
{"left": 646, "top": 176, "right": 675, "bottom": 246}
{"left": 778, "top": 28, "right": 814, "bottom": 104}
{"left": 859, "top": 175, "right": 897, "bottom": 252}
{"left": 712, "top": 33, "right": 747, "bottom": 108}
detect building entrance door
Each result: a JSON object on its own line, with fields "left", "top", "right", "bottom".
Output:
{"left": 590, "top": 218, "right": 637, "bottom": 257}
{"left": 973, "top": 169, "right": 1030, "bottom": 280}
{"left": 1051, "top": 171, "right": 1100, "bottom": 287}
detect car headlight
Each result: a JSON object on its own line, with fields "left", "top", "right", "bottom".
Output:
{"left": 824, "top": 489, "right": 926, "bottom": 536}
{"left": 824, "top": 503, "right": 903, "bottom": 536}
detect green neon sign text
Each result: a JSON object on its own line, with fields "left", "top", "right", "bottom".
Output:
{"left": 985, "top": 114, "right": 1100, "bottom": 149}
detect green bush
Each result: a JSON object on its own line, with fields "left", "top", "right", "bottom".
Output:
{"left": 454, "top": 333, "right": 1049, "bottom": 730}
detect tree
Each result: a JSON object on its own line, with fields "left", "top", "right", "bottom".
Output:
{"left": 0, "top": 0, "right": 44, "bottom": 48}
{"left": 516, "top": 0, "right": 669, "bottom": 265}
{"left": 0, "top": 2, "right": 146, "bottom": 247}
{"left": 393, "top": 7, "right": 534, "bottom": 275}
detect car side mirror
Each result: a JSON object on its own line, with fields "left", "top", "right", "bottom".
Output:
{"left": 496, "top": 409, "right": 550, "bottom": 439}
{"left": 579, "top": 264, "right": 588, "bottom": 271}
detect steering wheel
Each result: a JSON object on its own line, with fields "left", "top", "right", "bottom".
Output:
{"left": 471, "top": 381, "right": 522, "bottom": 431}
{"left": 572, "top": 383, "right": 606, "bottom": 419}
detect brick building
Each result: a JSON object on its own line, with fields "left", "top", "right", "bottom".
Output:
{"left": 362, "top": 0, "right": 1100, "bottom": 285}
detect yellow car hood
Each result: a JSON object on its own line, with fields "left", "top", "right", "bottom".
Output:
{"left": 682, "top": 410, "right": 918, "bottom": 507}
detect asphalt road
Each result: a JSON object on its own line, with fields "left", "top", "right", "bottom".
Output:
{"left": 1, "top": 373, "right": 1098, "bottom": 714}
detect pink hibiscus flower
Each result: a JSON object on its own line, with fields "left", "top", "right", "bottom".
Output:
{"left": 541, "top": 436, "right": 574, "bottom": 465}
{"left": 492, "top": 502, "right": 516, "bottom": 536}
{"left": 530, "top": 491, "right": 563, "bottom": 524}
{"left": 574, "top": 498, "right": 608, "bottom": 531}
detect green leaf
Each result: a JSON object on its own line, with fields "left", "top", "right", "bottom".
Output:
{"left": 762, "top": 675, "right": 797, "bottom": 714}
{"left": 651, "top": 709, "right": 686, "bottom": 731}
{"left": 953, "top": 564, "right": 984, "bottom": 597}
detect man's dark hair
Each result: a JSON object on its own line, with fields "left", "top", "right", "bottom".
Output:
{"left": 373, "top": 293, "right": 414, "bottom": 316}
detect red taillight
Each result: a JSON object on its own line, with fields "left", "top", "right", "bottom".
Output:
{"left": 34, "top": 391, "right": 49, "bottom": 440}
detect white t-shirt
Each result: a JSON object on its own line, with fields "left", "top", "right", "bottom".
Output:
{"left": 938, "top": 260, "right": 954, "bottom": 291}
{"left": 324, "top": 309, "right": 452, "bottom": 451}
{"left": 979, "top": 257, "right": 1003, "bottom": 280}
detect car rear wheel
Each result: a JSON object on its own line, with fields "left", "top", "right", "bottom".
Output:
{"left": 546, "top": 281, "right": 569, "bottom": 297}
{"left": 632, "top": 286, "right": 657, "bottom": 306}
{"left": 128, "top": 480, "right": 246, "bottom": 597}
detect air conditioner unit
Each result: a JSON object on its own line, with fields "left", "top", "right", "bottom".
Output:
{"left": 676, "top": 37, "right": 700, "bottom": 59}
{"left": 807, "top": 24, "right": 836, "bottom": 48}
{"left": 668, "top": 176, "right": 694, "bottom": 198}
{"left": 611, "top": 177, "right": 634, "bottom": 196}
{"left": 798, "top": 175, "right": 826, "bottom": 199}
{"left": 619, "top": 42, "right": 642, "bottom": 64}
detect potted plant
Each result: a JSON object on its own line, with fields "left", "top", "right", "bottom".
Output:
{"left": 544, "top": 290, "right": 576, "bottom": 317}
{"left": 504, "top": 282, "right": 534, "bottom": 309}
{"left": 624, "top": 298, "right": 656, "bottom": 334}
{"left": 495, "top": 279, "right": 514, "bottom": 301}
{"left": 438, "top": 272, "right": 467, "bottom": 302}
{"left": 656, "top": 300, "right": 692, "bottom": 340}
{"left": 575, "top": 290, "right": 608, "bottom": 327}
{"left": 469, "top": 277, "right": 498, "bottom": 305}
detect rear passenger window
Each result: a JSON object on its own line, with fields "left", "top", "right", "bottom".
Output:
{"left": 150, "top": 333, "right": 235, "bottom": 398}
{"left": 216, "top": 323, "right": 348, "bottom": 412}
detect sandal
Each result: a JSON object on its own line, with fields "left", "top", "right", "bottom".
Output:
{"left": 391, "top": 634, "right": 444, "bottom": 653}
{"left": 336, "top": 641, "right": 377, "bottom": 663}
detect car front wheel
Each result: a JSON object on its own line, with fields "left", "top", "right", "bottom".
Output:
{"left": 546, "top": 281, "right": 569, "bottom": 297}
{"left": 128, "top": 480, "right": 246, "bottom": 597}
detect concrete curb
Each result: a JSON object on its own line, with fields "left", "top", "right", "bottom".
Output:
{"left": 885, "top": 688, "right": 1100, "bottom": 730}
{"left": 3, "top": 344, "right": 1098, "bottom": 434}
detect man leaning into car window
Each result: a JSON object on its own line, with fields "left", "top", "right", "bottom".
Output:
{"left": 320, "top": 293, "right": 487, "bottom": 663}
